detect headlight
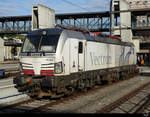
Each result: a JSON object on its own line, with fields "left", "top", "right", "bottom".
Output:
{"left": 54, "top": 62, "right": 63, "bottom": 74}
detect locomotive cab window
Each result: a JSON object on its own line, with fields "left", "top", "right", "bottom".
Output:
{"left": 79, "top": 42, "right": 83, "bottom": 53}
{"left": 22, "top": 34, "right": 60, "bottom": 53}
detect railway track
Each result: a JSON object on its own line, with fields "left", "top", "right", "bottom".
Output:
{"left": 0, "top": 61, "right": 19, "bottom": 79}
{"left": 0, "top": 73, "right": 140, "bottom": 113}
{"left": 0, "top": 70, "right": 20, "bottom": 79}
{"left": 97, "top": 80, "right": 150, "bottom": 114}
{"left": 5, "top": 72, "right": 20, "bottom": 78}
{"left": 0, "top": 98, "right": 54, "bottom": 113}
{"left": 2, "top": 72, "right": 150, "bottom": 114}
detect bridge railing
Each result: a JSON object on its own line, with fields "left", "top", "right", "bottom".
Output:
{"left": 0, "top": 21, "right": 32, "bottom": 34}
{"left": 0, "top": 12, "right": 150, "bottom": 35}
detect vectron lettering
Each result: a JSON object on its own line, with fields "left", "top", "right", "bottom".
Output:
{"left": 90, "top": 52, "right": 112, "bottom": 66}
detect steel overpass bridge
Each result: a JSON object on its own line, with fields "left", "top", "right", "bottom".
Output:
{"left": 0, "top": 8, "right": 150, "bottom": 37}
{"left": 0, "top": 11, "right": 110, "bottom": 35}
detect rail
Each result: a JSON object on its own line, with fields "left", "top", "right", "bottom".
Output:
{"left": 0, "top": 91, "right": 28, "bottom": 100}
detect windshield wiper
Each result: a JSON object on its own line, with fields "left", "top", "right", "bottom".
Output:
{"left": 38, "top": 36, "right": 43, "bottom": 51}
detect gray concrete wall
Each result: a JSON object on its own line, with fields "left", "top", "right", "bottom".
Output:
{"left": 120, "top": 0, "right": 133, "bottom": 42}
{"left": 32, "top": 4, "right": 55, "bottom": 30}
{"left": 4, "top": 46, "right": 12, "bottom": 60}
{"left": 4, "top": 46, "right": 21, "bottom": 60}
{"left": 133, "top": 39, "right": 140, "bottom": 53}
{"left": 0, "top": 38, "right": 4, "bottom": 62}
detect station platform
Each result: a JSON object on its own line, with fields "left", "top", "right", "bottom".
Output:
{"left": 138, "top": 66, "right": 150, "bottom": 76}
{"left": 0, "top": 60, "right": 19, "bottom": 64}
{"left": 0, "top": 60, "right": 19, "bottom": 78}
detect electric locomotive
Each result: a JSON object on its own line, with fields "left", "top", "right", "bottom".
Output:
{"left": 14, "top": 27, "right": 137, "bottom": 98}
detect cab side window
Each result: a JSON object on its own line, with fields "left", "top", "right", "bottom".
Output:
{"left": 79, "top": 42, "right": 83, "bottom": 53}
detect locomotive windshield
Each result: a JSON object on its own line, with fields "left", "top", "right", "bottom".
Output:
{"left": 22, "top": 34, "right": 60, "bottom": 53}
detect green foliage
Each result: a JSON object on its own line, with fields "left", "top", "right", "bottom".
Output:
{"left": 4, "top": 34, "right": 25, "bottom": 41}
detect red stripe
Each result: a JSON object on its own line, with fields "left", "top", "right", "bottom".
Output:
{"left": 23, "top": 70, "right": 34, "bottom": 73}
{"left": 90, "top": 32, "right": 102, "bottom": 35}
{"left": 40, "top": 70, "right": 54, "bottom": 73}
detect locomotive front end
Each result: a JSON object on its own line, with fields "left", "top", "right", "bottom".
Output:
{"left": 14, "top": 28, "right": 63, "bottom": 98}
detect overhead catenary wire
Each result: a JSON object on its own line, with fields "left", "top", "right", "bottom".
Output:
{"left": 61, "top": 0, "right": 91, "bottom": 12}
{"left": 62, "top": 0, "right": 111, "bottom": 12}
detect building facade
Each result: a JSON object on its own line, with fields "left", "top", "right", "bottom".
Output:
{"left": 127, "top": 0, "right": 150, "bottom": 9}
{"left": 127, "top": 0, "right": 150, "bottom": 66}
{"left": 127, "top": 0, "right": 150, "bottom": 27}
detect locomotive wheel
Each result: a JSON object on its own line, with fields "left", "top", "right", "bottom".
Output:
{"left": 95, "top": 75, "right": 101, "bottom": 85}
{"left": 65, "top": 86, "right": 74, "bottom": 96}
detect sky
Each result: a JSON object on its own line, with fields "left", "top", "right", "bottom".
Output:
{"left": 0, "top": 0, "right": 111, "bottom": 16}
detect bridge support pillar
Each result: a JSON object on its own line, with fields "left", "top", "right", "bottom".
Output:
{"left": 0, "top": 37, "right": 4, "bottom": 62}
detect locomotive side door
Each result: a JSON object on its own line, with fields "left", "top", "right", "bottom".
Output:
{"left": 78, "top": 40, "right": 85, "bottom": 72}
{"left": 69, "top": 39, "right": 79, "bottom": 73}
